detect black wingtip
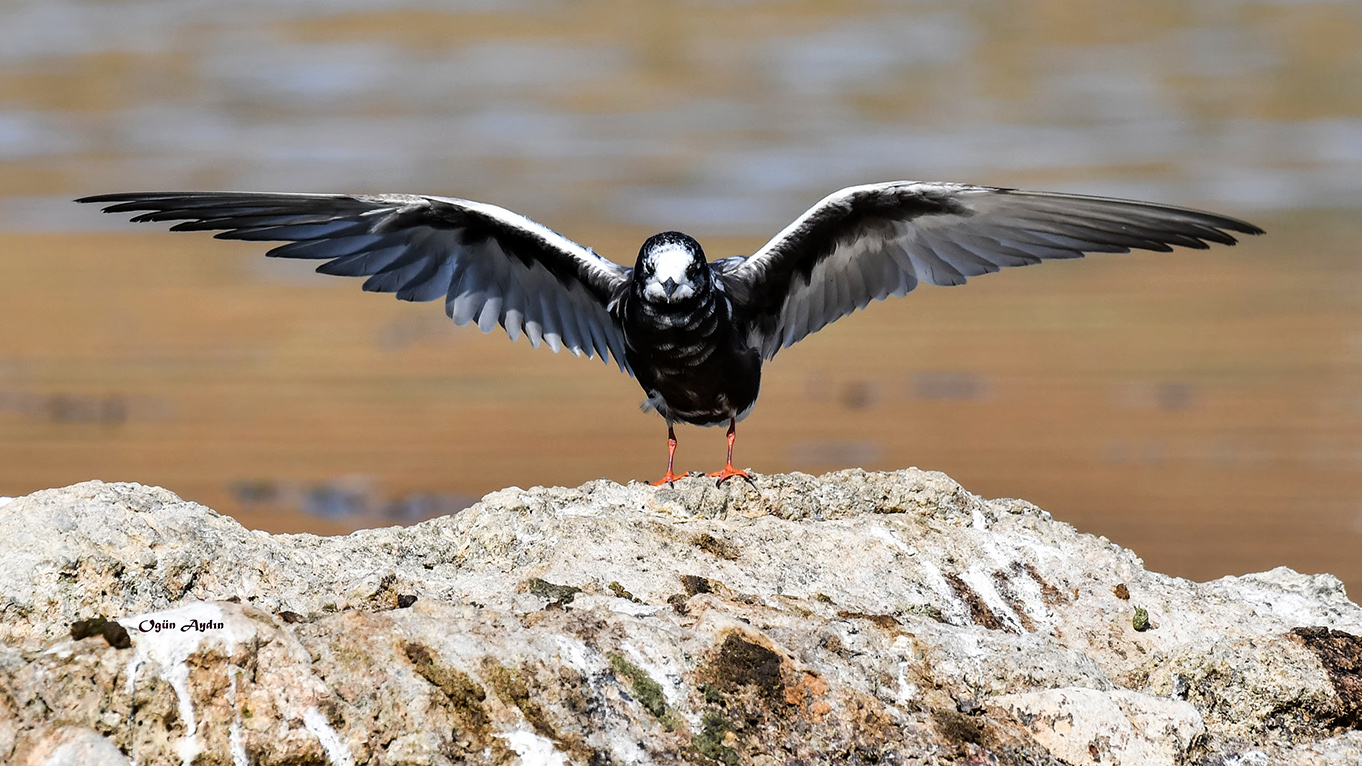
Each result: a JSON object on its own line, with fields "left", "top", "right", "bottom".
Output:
{"left": 75, "top": 192, "right": 153, "bottom": 205}
{"left": 74, "top": 192, "right": 173, "bottom": 213}
{"left": 1205, "top": 212, "right": 1265, "bottom": 239}
{"left": 1214, "top": 219, "right": 1265, "bottom": 244}
{"left": 74, "top": 193, "right": 123, "bottom": 209}
{"left": 1194, "top": 210, "right": 1265, "bottom": 239}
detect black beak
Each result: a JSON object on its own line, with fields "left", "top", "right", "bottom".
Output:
{"left": 662, "top": 278, "right": 679, "bottom": 297}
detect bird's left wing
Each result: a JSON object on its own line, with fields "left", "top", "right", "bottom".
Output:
{"left": 718, "top": 181, "right": 1263, "bottom": 359}
{"left": 79, "top": 191, "right": 634, "bottom": 371}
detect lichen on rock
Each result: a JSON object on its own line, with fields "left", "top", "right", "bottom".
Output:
{"left": 0, "top": 470, "right": 1359, "bottom": 765}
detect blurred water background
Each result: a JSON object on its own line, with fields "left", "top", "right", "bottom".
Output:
{"left": 1, "top": 0, "right": 1361, "bottom": 590}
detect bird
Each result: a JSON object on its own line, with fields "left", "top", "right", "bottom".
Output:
{"left": 78, "top": 182, "right": 1263, "bottom": 486}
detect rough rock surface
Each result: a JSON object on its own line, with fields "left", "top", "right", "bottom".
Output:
{"left": 1, "top": 471, "right": 1360, "bottom": 765}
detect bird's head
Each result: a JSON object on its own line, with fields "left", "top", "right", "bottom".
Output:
{"left": 636, "top": 231, "right": 708, "bottom": 304}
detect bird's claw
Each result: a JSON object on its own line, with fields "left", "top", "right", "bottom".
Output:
{"left": 650, "top": 470, "right": 688, "bottom": 487}
{"left": 706, "top": 466, "right": 753, "bottom": 488}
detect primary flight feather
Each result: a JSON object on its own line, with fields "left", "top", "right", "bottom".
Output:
{"left": 79, "top": 181, "right": 1263, "bottom": 485}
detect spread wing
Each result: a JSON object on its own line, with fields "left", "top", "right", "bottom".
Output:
{"left": 719, "top": 181, "right": 1264, "bottom": 359}
{"left": 78, "top": 191, "right": 634, "bottom": 371}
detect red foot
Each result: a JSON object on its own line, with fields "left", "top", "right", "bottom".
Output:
{"left": 705, "top": 465, "right": 753, "bottom": 487}
{"left": 651, "top": 470, "right": 688, "bottom": 487}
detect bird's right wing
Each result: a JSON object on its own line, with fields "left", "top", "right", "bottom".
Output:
{"left": 79, "top": 191, "right": 634, "bottom": 371}
{"left": 719, "top": 182, "right": 1263, "bottom": 358}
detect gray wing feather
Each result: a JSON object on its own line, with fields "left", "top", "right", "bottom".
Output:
{"left": 78, "top": 191, "right": 634, "bottom": 372}
{"left": 721, "top": 181, "right": 1263, "bottom": 358}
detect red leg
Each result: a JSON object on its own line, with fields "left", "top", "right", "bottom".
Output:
{"left": 706, "top": 418, "right": 752, "bottom": 486}
{"left": 651, "top": 425, "right": 686, "bottom": 486}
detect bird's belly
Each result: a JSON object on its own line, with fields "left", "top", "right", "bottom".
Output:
{"left": 630, "top": 343, "right": 761, "bottom": 427}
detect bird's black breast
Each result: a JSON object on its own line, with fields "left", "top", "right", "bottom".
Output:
{"left": 619, "top": 287, "right": 761, "bottom": 427}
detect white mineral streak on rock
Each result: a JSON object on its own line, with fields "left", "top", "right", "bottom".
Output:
{"left": 40, "top": 645, "right": 73, "bottom": 659}
{"left": 551, "top": 634, "right": 592, "bottom": 673}
{"left": 607, "top": 597, "right": 660, "bottom": 616}
{"left": 116, "top": 602, "right": 246, "bottom": 766}
{"left": 971, "top": 505, "right": 988, "bottom": 530}
{"left": 1006, "top": 560, "right": 1057, "bottom": 625}
{"left": 228, "top": 725, "right": 247, "bottom": 766}
{"left": 891, "top": 635, "right": 920, "bottom": 704}
{"left": 496, "top": 728, "right": 569, "bottom": 766}
{"left": 969, "top": 515, "right": 1067, "bottom": 630}
{"left": 228, "top": 667, "right": 248, "bottom": 766}
{"left": 867, "top": 524, "right": 913, "bottom": 555}
{"left": 916, "top": 557, "right": 970, "bottom": 625}
{"left": 618, "top": 640, "right": 684, "bottom": 706}
{"left": 303, "top": 707, "right": 355, "bottom": 766}
{"left": 1013, "top": 535, "right": 1069, "bottom": 564}
{"left": 959, "top": 564, "right": 1024, "bottom": 632}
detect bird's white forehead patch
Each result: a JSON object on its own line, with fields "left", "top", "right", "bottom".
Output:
{"left": 646, "top": 243, "right": 695, "bottom": 285}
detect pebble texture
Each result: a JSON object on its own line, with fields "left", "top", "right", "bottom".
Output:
{"left": 1, "top": 471, "right": 1360, "bottom": 765}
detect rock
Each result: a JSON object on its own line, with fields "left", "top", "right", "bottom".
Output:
{"left": 990, "top": 687, "right": 1203, "bottom": 766}
{"left": 0, "top": 470, "right": 1358, "bottom": 765}
{"left": 20, "top": 726, "right": 131, "bottom": 766}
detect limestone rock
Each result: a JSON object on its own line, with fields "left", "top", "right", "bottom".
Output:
{"left": 0, "top": 471, "right": 1358, "bottom": 765}
{"left": 989, "top": 688, "right": 1203, "bottom": 766}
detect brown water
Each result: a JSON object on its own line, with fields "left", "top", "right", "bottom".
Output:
{"left": 2, "top": 1, "right": 1361, "bottom": 591}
